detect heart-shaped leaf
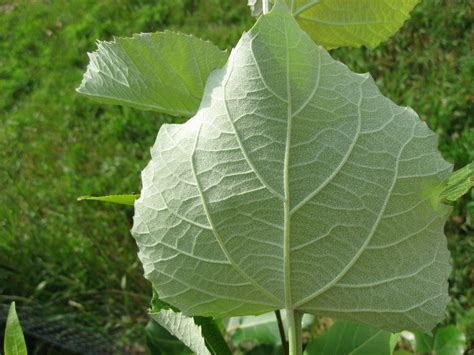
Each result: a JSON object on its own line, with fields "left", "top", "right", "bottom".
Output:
{"left": 132, "top": 1, "right": 451, "bottom": 333}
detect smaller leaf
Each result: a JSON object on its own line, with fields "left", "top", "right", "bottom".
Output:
{"left": 4, "top": 302, "right": 27, "bottom": 355}
{"left": 415, "top": 326, "right": 466, "bottom": 355}
{"left": 289, "top": 0, "right": 420, "bottom": 49}
{"left": 228, "top": 313, "right": 281, "bottom": 346}
{"left": 247, "top": 344, "right": 284, "bottom": 355}
{"left": 304, "top": 320, "right": 395, "bottom": 355}
{"left": 389, "top": 334, "right": 401, "bottom": 353}
{"left": 145, "top": 320, "right": 190, "bottom": 355}
{"left": 414, "top": 331, "right": 434, "bottom": 353}
{"left": 150, "top": 292, "right": 230, "bottom": 355}
{"left": 433, "top": 326, "right": 466, "bottom": 355}
{"left": 228, "top": 311, "right": 314, "bottom": 347}
{"left": 194, "top": 317, "right": 232, "bottom": 355}
{"left": 77, "top": 32, "right": 228, "bottom": 117}
{"left": 77, "top": 194, "right": 139, "bottom": 206}
{"left": 439, "top": 162, "right": 474, "bottom": 202}
{"left": 150, "top": 310, "right": 211, "bottom": 355}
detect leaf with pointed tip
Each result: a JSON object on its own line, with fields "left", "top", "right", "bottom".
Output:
{"left": 286, "top": 0, "right": 420, "bottom": 49}
{"left": 439, "top": 162, "right": 474, "bottom": 202}
{"left": 4, "top": 302, "right": 27, "bottom": 355}
{"left": 77, "top": 32, "right": 228, "bottom": 117}
{"left": 304, "top": 320, "right": 397, "bottom": 355}
{"left": 150, "top": 310, "right": 211, "bottom": 355}
{"left": 77, "top": 194, "right": 139, "bottom": 206}
{"left": 132, "top": 1, "right": 452, "bottom": 333}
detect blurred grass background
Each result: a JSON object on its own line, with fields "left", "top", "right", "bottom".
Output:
{"left": 0, "top": 0, "right": 472, "bottom": 353}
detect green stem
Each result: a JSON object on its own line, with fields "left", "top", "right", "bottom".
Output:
{"left": 295, "top": 311, "right": 303, "bottom": 352}
{"left": 287, "top": 309, "right": 302, "bottom": 355}
{"left": 262, "top": 0, "right": 270, "bottom": 14}
{"left": 275, "top": 310, "right": 288, "bottom": 355}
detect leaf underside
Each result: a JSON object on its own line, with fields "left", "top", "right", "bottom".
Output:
{"left": 150, "top": 309, "right": 211, "bottom": 355}
{"left": 287, "top": 0, "right": 420, "bottom": 49}
{"left": 77, "top": 31, "right": 228, "bottom": 117}
{"left": 132, "top": 1, "right": 452, "bottom": 333}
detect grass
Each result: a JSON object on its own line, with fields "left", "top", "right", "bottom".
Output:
{"left": 0, "top": 0, "right": 472, "bottom": 352}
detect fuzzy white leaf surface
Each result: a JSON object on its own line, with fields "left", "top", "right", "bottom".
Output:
{"left": 133, "top": 1, "right": 451, "bottom": 333}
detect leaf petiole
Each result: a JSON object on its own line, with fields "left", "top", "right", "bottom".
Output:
{"left": 275, "top": 310, "right": 289, "bottom": 355}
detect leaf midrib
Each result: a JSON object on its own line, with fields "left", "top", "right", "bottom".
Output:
{"left": 283, "top": 14, "right": 294, "bottom": 314}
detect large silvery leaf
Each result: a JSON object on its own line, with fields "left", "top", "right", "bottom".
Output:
{"left": 77, "top": 31, "right": 228, "bottom": 116}
{"left": 286, "top": 0, "right": 420, "bottom": 49}
{"left": 132, "top": 1, "right": 452, "bottom": 333}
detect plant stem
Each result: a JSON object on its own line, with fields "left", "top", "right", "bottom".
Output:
{"left": 295, "top": 311, "right": 303, "bottom": 352}
{"left": 262, "top": 0, "right": 270, "bottom": 14}
{"left": 286, "top": 308, "right": 302, "bottom": 355}
{"left": 275, "top": 310, "right": 288, "bottom": 355}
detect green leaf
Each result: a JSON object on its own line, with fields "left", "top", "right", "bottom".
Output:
{"left": 439, "top": 162, "right": 474, "bottom": 202}
{"left": 150, "top": 292, "right": 230, "bottom": 354}
{"left": 132, "top": 1, "right": 452, "bottom": 333}
{"left": 287, "top": 0, "right": 420, "bottom": 49}
{"left": 248, "top": 344, "right": 284, "bottom": 355}
{"left": 151, "top": 290, "right": 177, "bottom": 313}
{"left": 433, "top": 326, "right": 466, "bottom": 355}
{"left": 145, "top": 320, "right": 191, "bottom": 355}
{"left": 229, "top": 313, "right": 283, "bottom": 346}
{"left": 150, "top": 310, "right": 211, "bottom": 355}
{"left": 304, "top": 320, "right": 395, "bottom": 355}
{"left": 227, "top": 311, "right": 314, "bottom": 346}
{"left": 389, "top": 333, "right": 401, "bottom": 353}
{"left": 194, "top": 317, "right": 232, "bottom": 355}
{"left": 415, "top": 326, "right": 466, "bottom": 355}
{"left": 77, "top": 194, "right": 139, "bottom": 205}
{"left": 414, "top": 331, "right": 434, "bottom": 353}
{"left": 4, "top": 302, "right": 27, "bottom": 355}
{"left": 77, "top": 31, "right": 228, "bottom": 117}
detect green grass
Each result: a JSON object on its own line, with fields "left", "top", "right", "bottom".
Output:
{"left": 0, "top": 0, "right": 472, "bottom": 352}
